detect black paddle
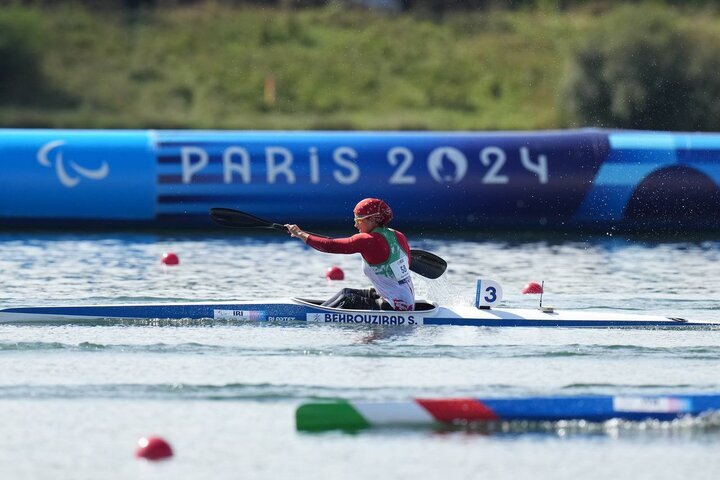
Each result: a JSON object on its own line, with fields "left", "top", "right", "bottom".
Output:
{"left": 209, "top": 208, "right": 447, "bottom": 279}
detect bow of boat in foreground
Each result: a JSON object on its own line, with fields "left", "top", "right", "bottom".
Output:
{"left": 296, "top": 393, "right": 720, "bottom": 432}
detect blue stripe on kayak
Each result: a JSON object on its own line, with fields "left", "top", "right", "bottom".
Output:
{"left": 0, "top": 304, "right": 290, "bottom": 319}
{"left": 479, "top": 394, "right": 720, "bottom": 422}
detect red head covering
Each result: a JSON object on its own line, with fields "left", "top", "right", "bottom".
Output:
{"left": 353, "top": 198, "right": 393, "bottom": 226}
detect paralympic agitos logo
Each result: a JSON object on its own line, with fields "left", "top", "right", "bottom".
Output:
{"left": 37, "top": 140, "right": 110, "bottom": 188}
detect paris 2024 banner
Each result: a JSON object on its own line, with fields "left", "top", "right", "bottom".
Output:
{"left": 1, "top": 129, "right": 719, "bottom": 231}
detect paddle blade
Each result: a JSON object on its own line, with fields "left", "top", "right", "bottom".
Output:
{"left": 409, "top": 249, "right": 447, "bottom": 279}
{"left": 209, "top": 208, "right": 276, "bottom": 229}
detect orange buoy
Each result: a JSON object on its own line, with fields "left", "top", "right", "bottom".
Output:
{"left": 325, "top": 266, "right": 344, "bottom": 281}
{"left": 161, "top": 252, "right": 179, "bottom": 266}
{"left": 135, "top": 436, "right": 173, "bottom": 461}
{"left": 521, "top": 281, "right": 543, "bottom": 294}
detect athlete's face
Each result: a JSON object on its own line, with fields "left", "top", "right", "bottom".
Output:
{"left": 354, "top": 215, "right": 378, "bottom": 233}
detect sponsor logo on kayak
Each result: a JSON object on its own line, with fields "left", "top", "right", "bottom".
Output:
{"left": 306, "top": 312, "right": 417, "bottom": 325}
{"left": 612, "top": 396, "right": 692, "bottom": 413}
{"left": 213, "top": 309, "right": 265, "bottom": 321}
{"left": 267, "top": 316, "right": 297, "bottom": 322}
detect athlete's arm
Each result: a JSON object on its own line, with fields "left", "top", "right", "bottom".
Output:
{"left": 306, "top": 233, "right": 389, "bottom": 264}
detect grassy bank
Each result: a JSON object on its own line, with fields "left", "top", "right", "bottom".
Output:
{"left": 0, "top": 3, "right": 716, "bottom": 130}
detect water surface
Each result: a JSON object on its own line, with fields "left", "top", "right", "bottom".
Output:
{"left": 1, "top": 233, "right": 719, "bottom": 479}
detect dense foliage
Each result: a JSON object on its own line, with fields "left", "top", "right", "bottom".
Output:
{"left": 1, "top": 3, "right": 719, "bottom": 130}
{"left": 562, "top": 6, "right": 720, "bottom": 130}
{"left": 0, "top": 7, "right": 45, "bottom": 104}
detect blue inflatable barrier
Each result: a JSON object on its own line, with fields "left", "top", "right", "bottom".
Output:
{"left": 0, "top": 130, "right": 155, "bottom": 221}
{"left": 1, "top": 128, "right": 718, "bottom": 231}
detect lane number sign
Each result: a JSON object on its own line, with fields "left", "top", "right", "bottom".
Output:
{"left": 475, "top": 279, "right": 503, "bottom": 308}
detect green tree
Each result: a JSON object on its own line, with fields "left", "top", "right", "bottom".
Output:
{"left": 562, "top": 6, "right": 720, "bottom": 130}
{"left": 0, "top": 7, "right": 45, "bottom": 104}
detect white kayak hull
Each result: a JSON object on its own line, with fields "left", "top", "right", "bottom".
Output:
{"left": 0, "top": 298, "right": 716, "bottom": 328}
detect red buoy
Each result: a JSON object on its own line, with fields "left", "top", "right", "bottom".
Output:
{"left": 326, "top": 266, "right": 344, "bottom": 281}
{"left": 522, "top": 282, "right": 543, "bottom": 294}
{"left": 161, "top": 252, "right": 179, "bottom": 266}
{"left": 135, "top": 436, "right": 173, "bottom": 461}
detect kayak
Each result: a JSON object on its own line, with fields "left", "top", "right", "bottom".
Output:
{"left": 0, "top": 297, "right": 717, "bottom": 328}
{"left": 296, "top": 394, "right": 720, "bottom": 431}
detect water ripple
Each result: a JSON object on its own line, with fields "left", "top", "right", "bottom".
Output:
{"left": 3, "top": 341, "right": 720, "bottom": 361}
{"left": 2, "top": 382, "right": 719, "bottom": 402}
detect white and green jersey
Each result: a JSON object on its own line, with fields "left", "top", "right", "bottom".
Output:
{"left": 362, "top": 227, "right": 415, "bottom": 311}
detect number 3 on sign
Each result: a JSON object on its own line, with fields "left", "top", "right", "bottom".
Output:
{"left": 475, "top": 279, "right": 503, "bottom": 308}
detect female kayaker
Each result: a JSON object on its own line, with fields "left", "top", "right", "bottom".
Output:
{"left": 285, "top": 198, "right": 415, "bottom": 311}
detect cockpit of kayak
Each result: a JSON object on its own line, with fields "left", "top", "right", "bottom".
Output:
{"left": 292, "top": 297, "right": 440, "bottom": 312}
